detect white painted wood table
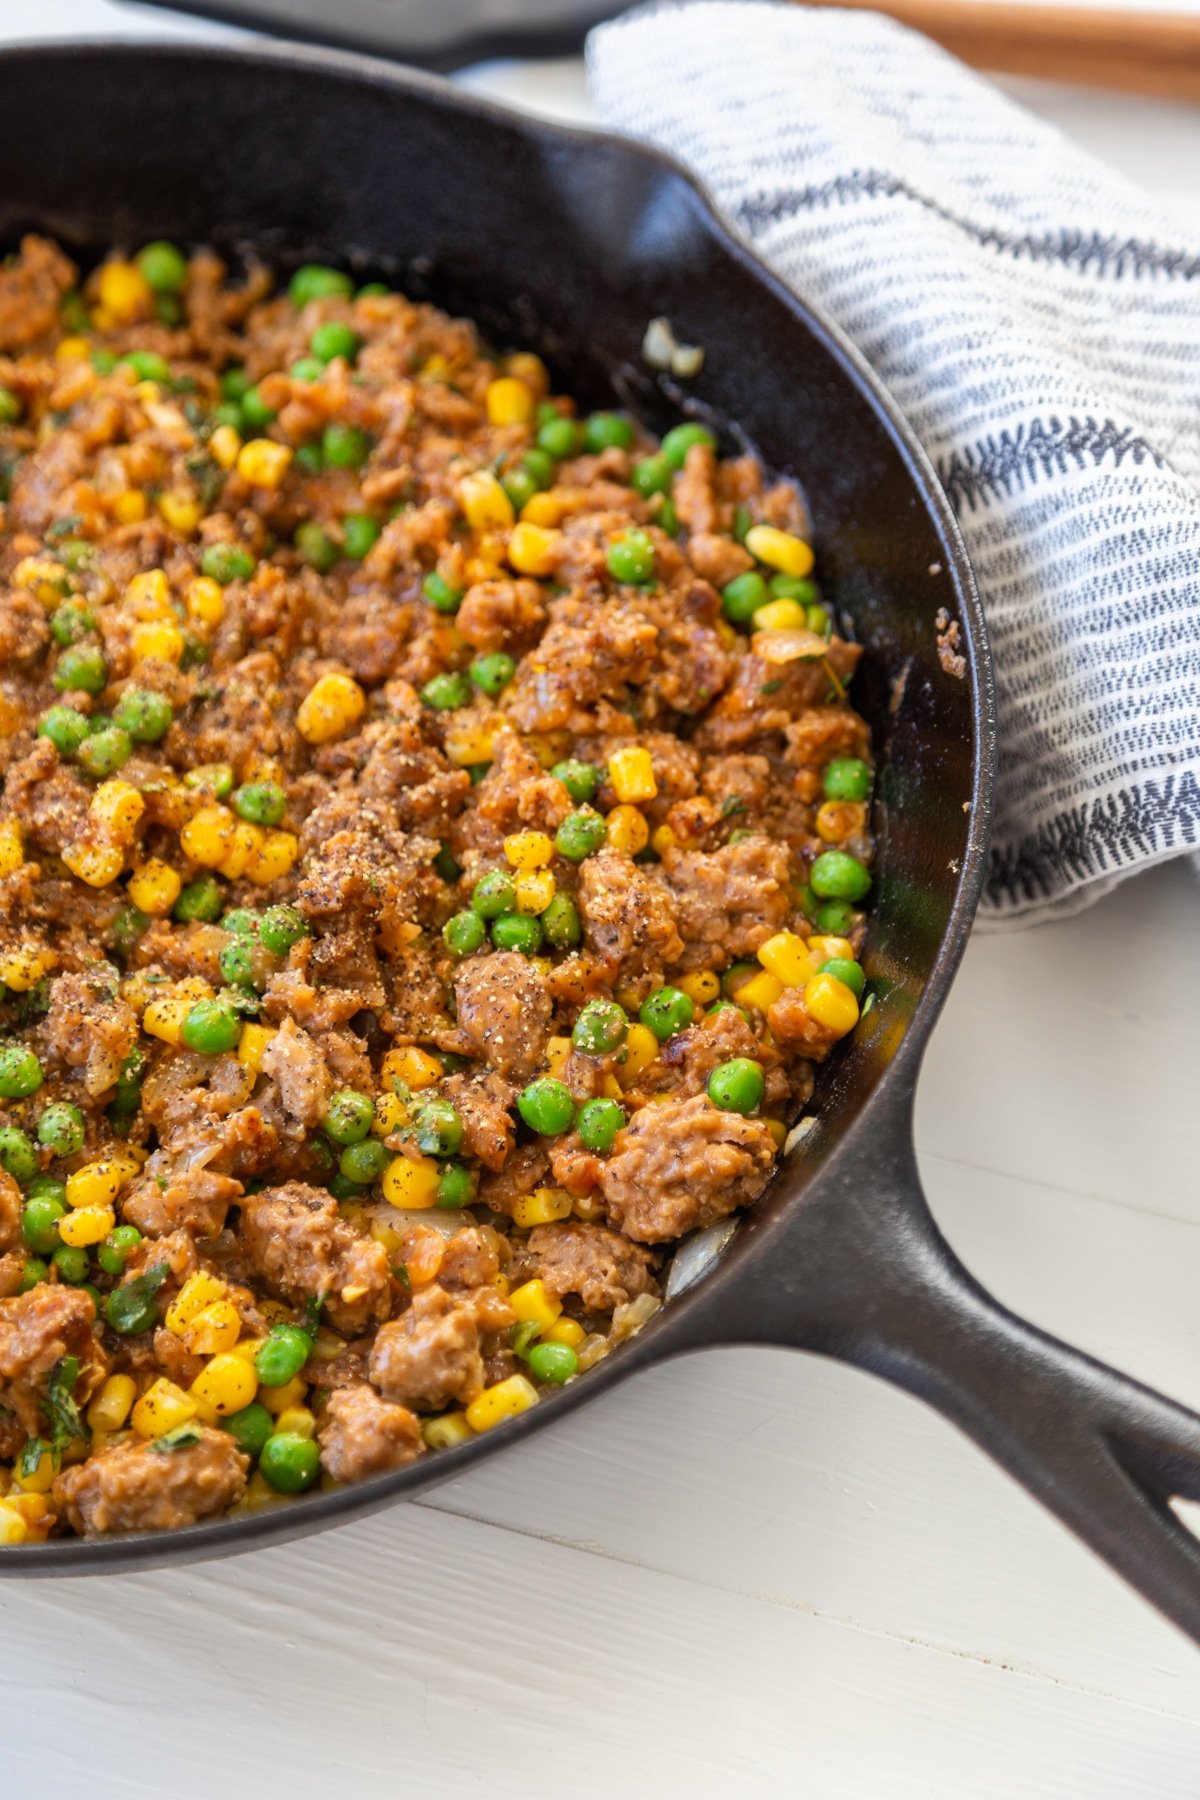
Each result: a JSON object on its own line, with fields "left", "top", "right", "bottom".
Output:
{"left": 6, "top": 5, "right": 1200, "bottom": 1793}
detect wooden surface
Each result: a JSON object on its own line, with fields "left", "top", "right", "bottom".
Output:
{"left": 7, "top": 5, "right": 1200, "bottom": 1794}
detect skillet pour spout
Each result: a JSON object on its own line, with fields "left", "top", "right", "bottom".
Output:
{"left": 4, "top": 41, "right": 1200, "bottom": 1645}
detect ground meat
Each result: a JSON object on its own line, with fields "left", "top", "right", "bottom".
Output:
{"left": 662, "top": 1005, "right": 789, "bottom": 1109}
{"left": 259, "top": 1016, "right": 331, "bottom": 1131}
{"left": 369, "top": 1282, "right": 515, "bottom": 1411}
{"left": 662, "top": 837, "right": 793, "bottom": 970}
{"left": 515, "top": 1222, "right": 657, "bottom": 1313}
{"left": 695, "top": 638, "right": 862, "bottom": 752}
{"left": 39, "top": 968, "right": 139, "bottom": 1098}
{"left": 52, "top": 1428, "right": 248, "bottom": 1535}
{"left": 0, "top": 235, "right": 75, "bottom": 353}
{"left": 0, "top": 1285, "right": 104, "bottom": 1434}
{"left": 440, "top": 1072, "right": 516, "bottom": 1172}
{"left": 122, "top": 1167, "right": 242, "bottom": 1241}
{"left": 455, "top": 577, "right": 547, "bottom": 654}
{"left": 437, "top": 1226, "right": 501, "bottom": 1290}
{"left": 453, "top": 951, "right": 552, "bottom": 1083}
{"left": 577, "top": 849, "right": 683, "bottom": 998}
{"left": 477, "top": 1142, "right": 549, "bottom": 1218}
{"left": 239, "top": 1183, "right": 393, "bottom": 1334}
{"left": 601, "top": 1093, "right": 777, "bottom": 1242}
{"left": 317, "top": 1383, "right": 424, "bottom": 1483}
{"left": 0, "top": 1170, "right": 21, "bottom": 1255}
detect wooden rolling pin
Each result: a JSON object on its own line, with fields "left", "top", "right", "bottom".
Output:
{"left": 793, "top": 1, "right": 1200, "bottom": 102}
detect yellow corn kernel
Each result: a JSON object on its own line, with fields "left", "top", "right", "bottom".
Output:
{"left": 545, "top": 1317, "right": 586, "bottom": 1351}
{"left": 58, "top": 1204, "right": 115, "bottom": 1247}
{"left": 0, "top": 1504, "right": 28, "bottom": 1545}
{"left": 422, "top": 1411, "right": 473, "bottom": 1451}
{"left": 735, "top": 968, "right": 784, "bottom": 1012}
{"left": 445, "top": 720, "right": 502, "bottom": 767}
{"left": 512, "top": 1187, "right": 572, "bottom": 1229}
{"left": 111, "top": 489, "right": 148, "bottom": 524}
{"left": 0, "top": 819, "right": 24, "bottom": 878}
{"left": 752, "top": 597, "right": 809, "bottom": 633}
{"left": 605, "top": 804, "right": 649, "bottom": 856}
{"left": 650, "top": 824, "right": 677, "bottom": 857}
{"left": 13, "top": 1444, "right": 56, "bottom": 1495}
{"left": 504, "top": 830, "right": 555, "bottom": 872}
{"left": 504, "top": 352, "right": 548, "bottom": 395}
{"left": 97, "top": 259, "right": 153, "bottom": 324}
{"left": 486, "top": 376, "right": 536, "bottom": 427}
{"left": 64, "top": 841, "right": 124, "bottom": 887}
{"left": 125, "top": 569, "right": 172, "bottom": 619}
{"left": 744, "top": 523, "right": 815, "bottom": 579}
{"left": 457, "top": 468, "right": 514, "bottom": 533}
{"left": 217, "top": 821, "right": 263, "bottom": 881}
{"left": 677, "top": 969, "right": 720, "bottom": 1006}
{"left": 274, "top": 1405, "right": 316, "bottom": 1440}
{"left": 182, "top": 1300, "right": 241, "bottom": 1356}
{"left": 370, "top": 1091, "right": 406, "bottom": 1139}
{"left": 815, "top": 800, "right": 865, "bottom": 845}
{"left": 259, "top": 1375, "right": 307, "bottom": 1415}
{"left": 236, "top": 1022, "right": 277, "bottom": 1075}
{"left": 765, "top": 1118, "right": 788, "bottom": 1149}
{"left": 164, "top": 1271, "right": 229, "bottom": 1335}
{"left": 158, "top": 490, "right": 201, "bottom": 536}
{"left": 382, "top": 1153, "right": 441, "bottom": 1210}
{"left": 608, "top": 746, "right": 658, "bottom": 804}
{"left": 237, "top": 438, "right": 293, "bottom": 490}
{"left": 229, "top": 1336, "right": 266, "bottom": 1369}
{"left": 90, "top": 778, "right": 144, "bottom": 842}
{"left": 209, "top": 424, "right": 242, "bottom": 471}
{"left": 520, "top": 490, "right": 568, "bottom": 528}
{"left": 757, "top": 930, "right": 817, "bottom": 988}
{"left": 86, "top": 1374, "right": 137, "bottom": 1434}
{"left": 540, "top": 1039, "right": 572, "bottom": 1086}
{"left": 180, "top": 803, "right": 236, "bottom": 867}
{"left": 382, "top": 1045, "right": 442, "bottom": 1092}
{"left": 132, "top": 1379, "right": 198, "bottom": 1439}
{"left": 464, "top": 1374, "right": 540, "bottom": 1434}
{"left": 506, "top": 521, "right": 562, "bottom": 577}
{"left": 63, "top": 1159, "right": 120, "bottom": 1212}
{"left": 131, "top": 620, "right": 184, "bottom": 665}
{"left": 56, "top": 335, "right": 91, "bottom": 362}
{"left": 295, "top": 671, "right": 366, "bottom": 745}
{"left": 142, "top": 992, "right": 193, "bottom": 1045}
{"left": 509, "top": 1278, "right": 562, "bottom": 1334}
{"left": 245, "top": 828, "right": 298, "bottom": 886}
{"left": 0, "top": 943, "right": 56, "bottom": 991}
{"left": 14, "top": 557, "right": 70, "bottom": 605}
{"left": 190, "top": 1353, "right": 257, "bottom": 1417}
{"left": 127, "top": 858, "right": 182, "bottom": 916}
{"left": 617, "top": 1022, "right": 659, "bottom": 1086}
{"left": 805, "top": 934, "right": 855, "bottom": 965}
{"left": 804, "top": 971, "right": 860, "bottom": 1037}
{"left": 514, "top": 869, "right": 556, "bottom": 915}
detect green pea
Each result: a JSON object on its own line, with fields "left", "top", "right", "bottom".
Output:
{"left": 220, "top": 909, "right": 259, "bottom": 937}
{"left": 436, "top": 1163, "right": 477, "bottom": 1210}
{"left": 421, "top": 672, "right": 471, "bottom": 711}
{"left": 289, "top": 265, "right": 354, "bottom": 307}
{"left": 109, "top": 1054, "right": 144, "bottom": 1123}
{"left": 21, "top": 1194, "right": 64, "bottom": 1253}
{"left": 259, "top": 904, "right": 309, "bottom": 956}
{"left": 470, "top": 870, "right": 516, "bottom": 918}
{"left": 443, "top": 910, "right": 486, "bottom": 958}
{"left": 49, "top": 601, "right": 95, "bottom": 647}
{"left": 808, "top": 603, "right": 832, "bottom": 638}
{"left": 322, "top": 424, "right": 370, "bottom": 469}
{"left": 233, "top": 781, "right": 287, "bottom": 826}
{"left": 413, "top": 1097, "right": 464, "bottom": 1158}
{"left": 219, "top": 369, "right": 251, "bottom": 405}
{"left": 200, "top": 542, "right": 255, "bottom": 585}
{"left": 823, "top": 758, "right": 871, "bottom": 802}
{"left": 517, "top": 1077, "right": 575, "bottom": 1137}
{"left": 18, "top": 1258, "right": 48, "bottom": 1295}
{"left": 321, "top": 1089, "right": 375, "bottom": 1146}
{"left": 339, "top": 1138, "right": 389, "bottom": 1184}
{"left": 221, "top": 1400, "right": 275, "bottom": 1459}
{"left": 536, "top": 416, "right": 580, "bottom": 459}
{"left": 137, "top": 240, "right": 188, "bottom": 294}
{"left": 540, "top": 892, "right": 581, "bottom": 949}
{"left": 57, "top": 540, "right": 95, "bottom": 574}
{"left": 294, "top": 442, "right": 325, "bottom": 474}
{"left": 240, "top": 386, "right": 276, "bottom": 430}
{"left": 655, "top": 495, "right": 680, "bottom": 537}
{"left": 631, "top": 453, "right": 673, "bottom": 498}
{"left": 606, "top": 528, "right": 655, "bottom": 585}
{"left": 294, "top": 520, "right": 338, "bottom": 573}
{"left": 491, "top": 913, "right": 542, "bottom": 956}
{"left": 0, "top": 386, "right": 22, "bottom": 425}
{"left": 809, "top": 851, "right": 871, "bottom": 903}
{"left": 53, "top": 643, "right": 107, "bottom": 695}
{"left": 434, "top": 844, "right": 462, "bottom": 885}
{"left": 501, "top": 467, "right": 538, "bottom": 515}
{"left": 550, "top": 760, "right": 597, "bottom": 803}
{"left": 36, "top": 1102, "right": 85, "bottom": 1157}
{"left": 342, "top": 513, "right": 380, "bottom": 560}
{"left": 768, "top": 572, "right": 817, "bottom": 604}
{"left": 76, "top": 726, "right": 132, "bottom": 778}
{"left": 357, "top": 281, "right": 390, "bottom": 298}
{"left": 721, "top": 571, "right": 769, "bottom": 626}
{"left": 820, "top": 957, "right": 865, "bottom": 998}
{"left": 60, "top": 292, "right": 89, "bottom": 333}
{"left": 310, "top": 321, "right": 360, "bottom": 364}
{"left": 52, "top": 1244, "right": 90, "bottom": 1285}
{"left": 113, "top": 686, "right": 173, "bottom": 742}
{"left": 721, "top": 961, "right": 758, "bottom": 999}
{"left": 174, "top": 875, "right": 223, "bottom": 924}
{"left": 292, "top": 357, "right": 324, "bottom": 380}
{"left": 259, "top": 1431, "right": 321, "bottom": 1493}
{"left": 421, "top": 571, "right": 463, "bottom": 613}
{"left": 180, "top": 999, "right": 242, "bottom": 1055}
{"left": 814, "top": 898, "right": 858, "bottom": 936}
{"left": 572, "top": 998, "right": 628, "bottom": 1054}
{"left": 527, "top": 1341, "right": 578, "bottom": 1385}
{"left": 466, "top": 652, "right": 515, "bottom": 699}
{"left": 255, "top": 1323, "right": 312, "bottom": 1388}
{"left": 661, "top": 422, "right": 716, "bottom": 468}
{"left": 583, "top": 412, "right": 634, "bottom": 452}
{"left": 0, "top": 1048, "right": 43, "bottom": 1101}
{"left": 218, "top": 938, "right": 257, "bottom": 988}
{"left": 554, "top": 807, "right": 606, "bottom": 862}
{"left": 639, "top": 986, "right": 695, "bottom": 1042}
{"left": 327, "top": 1172, "right": 367, "bottom": 1201}
{"left": 37, "top": 705, "right": 90, "bottom": 756}
{"left": 707, "top": 1057, "right": 765, "bottom": 1115}
{"left": 521, "top": 448, "right": 556, "bottom": 490}
{"left": 95, "top": 1224, "right": 142, "bottom": 1278}
{"left": 576, "top": 1096, "right": 624, "bottom": 1153}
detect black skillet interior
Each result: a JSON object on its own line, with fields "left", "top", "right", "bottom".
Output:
{"left": 7, "top": 46, "right": 1200, "bottom": 1642}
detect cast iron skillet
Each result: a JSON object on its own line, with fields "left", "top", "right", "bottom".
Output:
{"left": 5, "top": 41, "right": 1200, "bottom": 1640}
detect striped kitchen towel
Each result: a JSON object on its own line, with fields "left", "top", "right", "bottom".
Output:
{"left": 586, "top": 0, "right": 1200, "bottom": 924}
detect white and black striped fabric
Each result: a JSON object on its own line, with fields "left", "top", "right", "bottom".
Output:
{"left": 587, "top": 0, "right": 1200, "bottom": 924}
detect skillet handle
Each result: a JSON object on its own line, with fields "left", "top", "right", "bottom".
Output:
{"left": 695, "top": 1093, "right": 1200, "bottom": 1647}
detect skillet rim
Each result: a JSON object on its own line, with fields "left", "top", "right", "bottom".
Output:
{"left": 0, "top": 35, "right": 995, "bottom": 1573}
